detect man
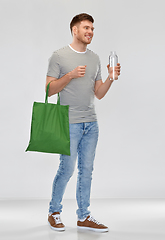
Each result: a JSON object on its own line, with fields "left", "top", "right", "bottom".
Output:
{"left": 46, "top": 13, "right": 121, "bottom": 232}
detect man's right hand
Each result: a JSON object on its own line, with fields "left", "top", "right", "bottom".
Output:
{"left": 70, "top": 65, "right": 86, "bottom": 79}
{"left": 46, "top": 65, "right": 87, "bottom": 97}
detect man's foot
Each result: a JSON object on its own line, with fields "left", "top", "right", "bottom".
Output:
{"left": 77, "top": 214, "right": 109, "bottom": 232}
{"left": 48, "top": 212, "right": 65, "bottom": 231}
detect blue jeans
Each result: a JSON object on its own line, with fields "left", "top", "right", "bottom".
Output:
{"left": 49, "top": 121, "right": 99, "bottom": 219}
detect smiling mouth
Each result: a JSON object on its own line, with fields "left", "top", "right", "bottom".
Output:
{"left": 85, "top": 35, "right": 92, "bottom": 40}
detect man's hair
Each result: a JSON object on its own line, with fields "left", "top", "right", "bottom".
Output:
{"left": 70, "top": 13, "right": 94, "bottom": 34}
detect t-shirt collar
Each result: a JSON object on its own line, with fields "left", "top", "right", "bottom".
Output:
{"left": 68, "top": 44, "right": 87, "bottom": 54}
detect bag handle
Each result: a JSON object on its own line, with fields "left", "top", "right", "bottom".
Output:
{"left": 45, "top": 82, "right": 60, "bottom": 105}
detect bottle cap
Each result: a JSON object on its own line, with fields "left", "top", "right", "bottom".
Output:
{"left": 110, "top": 51, "right": 116, "bottom": 55}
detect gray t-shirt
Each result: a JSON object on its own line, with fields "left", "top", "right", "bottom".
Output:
{"left": 47, "top": 45, "right": 102, "bottom": 123}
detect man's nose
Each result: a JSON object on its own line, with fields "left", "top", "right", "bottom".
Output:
{"left": 88, "top": 28, "right": 93, "bottom": 34}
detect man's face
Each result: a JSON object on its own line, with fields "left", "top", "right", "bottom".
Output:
{"left": 74, "top": 20, "right": 94, "bottom": 45}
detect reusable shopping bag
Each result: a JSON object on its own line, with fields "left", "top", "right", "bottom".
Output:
{"left": 26, "top": 82, "right": 70, "bottom": 155}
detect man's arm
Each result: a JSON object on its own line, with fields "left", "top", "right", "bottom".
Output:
{"left": 94, "top": 78, "right": 114, "bottom": 100}
{"left": 46, "top": 65, "right": 86, "bottom": 97}
{"left": 95, "top": 63, "right": 121, "bottom": 100}
{"left": 46, "top": 74, "right": 72, "bottom": 97}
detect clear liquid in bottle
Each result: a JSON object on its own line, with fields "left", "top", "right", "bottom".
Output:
{"left": 109, "top": 51, "right": 118, "bottom": 80}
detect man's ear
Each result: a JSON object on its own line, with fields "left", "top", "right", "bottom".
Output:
{"left": 72, "top": 25, "right": 77, "bottom": 35}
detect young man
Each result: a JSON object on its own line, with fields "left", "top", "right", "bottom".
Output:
{"left": 46, "top": 13, "right": 121, "bottom": 232}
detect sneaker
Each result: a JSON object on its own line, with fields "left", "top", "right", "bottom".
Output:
{"left": 48, "top": 212, "right": 65, "bottom": 231}
{"left": 77, "top": 214, "right": 109, "bottom": 233}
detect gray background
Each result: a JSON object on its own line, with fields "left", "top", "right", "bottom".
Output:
{"left": 0, "top": 0, "right": 164, "bottom": 200}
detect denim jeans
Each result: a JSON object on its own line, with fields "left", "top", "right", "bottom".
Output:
{"left": 49, "top": 121, "right": 99, "bottom": 219}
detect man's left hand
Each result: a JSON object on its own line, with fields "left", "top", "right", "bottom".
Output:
{"left": 107, "top": 63, "right": 121, "bottom": 80}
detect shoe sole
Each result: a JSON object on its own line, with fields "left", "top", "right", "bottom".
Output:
{"left": 77, "top": 226, "right": 109, "bottom": 233}
{"left": 48, "top": 221, "right": 65, "bottom": 231}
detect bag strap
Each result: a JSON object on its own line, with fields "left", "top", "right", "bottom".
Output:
{"left": 45, "top": 82, "right": 60, "bottom": 105}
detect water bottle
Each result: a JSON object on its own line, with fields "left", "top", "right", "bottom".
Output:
{"left": 109, "top": 51, "right": 118, "bottom": 80}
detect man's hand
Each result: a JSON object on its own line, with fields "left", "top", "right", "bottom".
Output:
{"left": 107, "top": 63, "right": 121, "bottom": 80}
{"left": 70, "top": 65, "right": 86, "bottom": 79}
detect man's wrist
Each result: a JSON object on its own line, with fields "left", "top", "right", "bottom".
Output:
{"left": 108, "top": 76, "right": 114, "bottom": 81}
{"left": 67, "top": 71, "right": 73, "bottom": 80}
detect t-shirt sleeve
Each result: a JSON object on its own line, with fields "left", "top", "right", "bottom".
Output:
{"left": 95, "top": 58, "right": 102, "bottom": 81}
{"left": 47, "top": 52, "right": 60, "bottom": 78}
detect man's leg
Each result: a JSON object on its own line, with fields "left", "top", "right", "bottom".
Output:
{"left": 76, "top": 122, "right": 109, "bottom": 232}
{"left": 49, "top": 123, "right": 84, "bottom": 214}
{"left": 76, "top": 121, "right": 99, "bottom": 220}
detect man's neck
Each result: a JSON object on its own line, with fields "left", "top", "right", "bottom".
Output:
{"left": 70, "top": 42, "right": 87, "bottom": 53}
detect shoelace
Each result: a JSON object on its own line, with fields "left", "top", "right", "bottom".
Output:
{"left": 52, "top": 214, "right": 62, "bottom": 224}
{"left": 88, "top": 215, "right": 101, "bottom": 225}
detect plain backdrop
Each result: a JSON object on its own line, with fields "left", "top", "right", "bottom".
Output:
{"left": 0, "top": 0, "right": 165, "bottom": 200}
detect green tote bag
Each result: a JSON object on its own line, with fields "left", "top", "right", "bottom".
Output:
{"left": 26, "top": 82, "right": 70, "bottom": 155}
